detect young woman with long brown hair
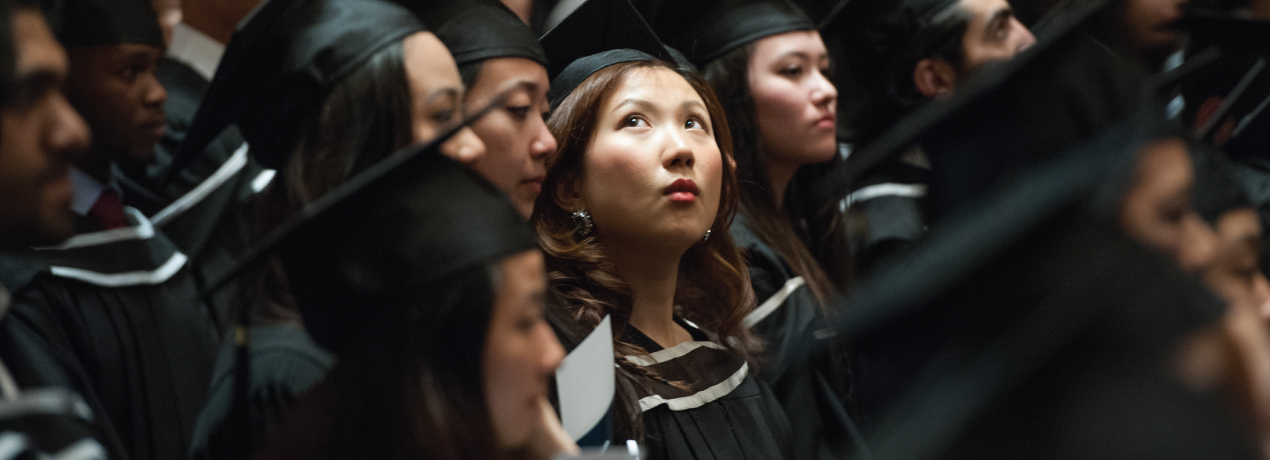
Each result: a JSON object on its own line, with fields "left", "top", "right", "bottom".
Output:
{"left": 643, "top": 1, "right": 860, "bottom": 457}
{"left": 534, "top": 2, "right": 794, "bottom": 456}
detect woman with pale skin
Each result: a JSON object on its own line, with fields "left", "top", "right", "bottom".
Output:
{"left": 646, "top": 1, "right": 856, "bottom": 456}
{"left": 415, "top": 0, "right": 557, "bottom": 219}
{"left": 534, "top": 54, "right": 794, "bottom": 457}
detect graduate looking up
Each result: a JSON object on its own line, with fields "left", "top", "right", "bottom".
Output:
{"left": 535, "top": 0, "right": 794, "bottom": 456}
{"left": 642, "top": 0, "right": 860, "bottom": 457}
{"left": 177, "top": 0, "right": 485, "bottom": 458}
{"left": 406, "top": 0, "right": 558, "bottom": 219}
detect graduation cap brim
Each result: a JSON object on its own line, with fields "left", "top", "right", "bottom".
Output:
{"left": 540, "top": 0, "right": 674, "bottom": 109}
{"left": 807, "top": 0, "right": 1114, "bottom": 215}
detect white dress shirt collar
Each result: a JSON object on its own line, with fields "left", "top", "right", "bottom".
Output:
{"left": 68, "top": 167, "right": 121, "bottom": 217}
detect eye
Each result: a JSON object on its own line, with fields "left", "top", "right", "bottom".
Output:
{"left": 622, "top": 115, "right": 649, "bottom": 129}
{"left": 506, "top": 105, "right": 531, "bottom": 119}
{"left": 434, "top": 108, "right": 457, "bottom": 124}
{"left": 685, "top": 117, "right": 705, "bottom": 130}
{"left": 778, "top": 65, "right": 803, "bottom": 77}
{"left": 541, "top": 110, "right": 551, "bottom": 122}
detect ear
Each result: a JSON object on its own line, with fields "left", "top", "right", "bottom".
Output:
{"left": 913, "top": 58, "right": 959, "bottom": 98}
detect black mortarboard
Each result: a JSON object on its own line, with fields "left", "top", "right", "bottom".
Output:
{"left": 540, "top": 0, "right": 675, "bottom": 109}
{"left": 203, "top": 115, "right": 537, "bottom": 353}
{"left": 642, "top": 0, "right": 816, "bottom": 68}
{"left": 44, "top": 0, "right": 163, "bottom": 48}
{"left": 167, "top": 0, "right": 424, "bottom": 176}
{"left": 1192, "top": 143, "right": 1254, "bottom": 224}
{"left": 401, "top": 0, "right": 547, "bottom": 69}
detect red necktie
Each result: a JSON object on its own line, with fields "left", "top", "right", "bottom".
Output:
{"left": 88, "top": 189, "right": 129, "bottom": 230}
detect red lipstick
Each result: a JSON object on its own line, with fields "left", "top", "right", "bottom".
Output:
{"left": 665, "top": 178, "right": 698, "bottom": 203}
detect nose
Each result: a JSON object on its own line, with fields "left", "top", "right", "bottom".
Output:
{"left": 441, "top": 125, "right": 487, "bottom": 165}
{"left": 663, "top": 128, "right": 695, "bottom": 171}
{"left": 1013, "top": 19, "right": 1037, "bottom": 53}
{"left": 529, "top": 118, "right": 557, "bottom": 160}
{"left": 811, "top": 68, "right": 838, "bottom": 109}
{"left": 537, "top": 322, "right": 564, "bottom": 374}
{"left": 1177, "top": 213, "right": 1219, "bottom": 272}
{"left": 1251, "top": 274, "right": 1270, "bottom": 320}
{"left": 48, "top": 94, "right": 90, "bottom": 163}
{"left": 143, "top": 71, "right": 167, "bottom": 109}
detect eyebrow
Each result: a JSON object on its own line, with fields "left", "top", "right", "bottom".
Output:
{"left": 424, "top": 87, "right": 461, "bottom": 106}
{"left": 614, "top": 98, "right": 659, "bottom": 113}
{"left": 776, "top": 50, "right": 830, "bottom": 64}
{"left": 982, "top": 7, "right": 1014, "bottom": 41}
{"left": 501, "top": 79, "right": 539, "bottom": 95}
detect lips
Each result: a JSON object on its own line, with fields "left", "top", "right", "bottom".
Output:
{"left": 815, "top": 112, "right": 836, "bottom": 129}
{"left": 523, "top": 175, "right": 544, "bottom": 194}
{"left": 665, "top": 178, "right": 698, "bottom": 203}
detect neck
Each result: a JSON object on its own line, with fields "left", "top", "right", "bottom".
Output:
{"left": 766, "top": 157, "right": 798, "bottom": 211}
{"left": 182, "top": 4, "right": 233, "bottom": 44}
{"left": 604, "top": 238, "right": 689, "bottom": 348}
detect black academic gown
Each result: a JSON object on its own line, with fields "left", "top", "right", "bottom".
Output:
{"left": 117, "top": 56, "right": 265, "bottom": 328}
{"left": 624, "top": 319, "right": 794, "bottom": 460}
{"left": 5, "top": 209, "right": 221, "bottom": 460}
{"left": 845, "top": 148, "right": 1259, "bottom": 458}
{"left": 729, "top": 215, "right": 862, "bottom": 459}
{"left": 843, "top": 149, "right": 930, "bottom": 278}
{"left": 0, "top": 257, "right": 129, "bottom": 460}
{"left": 188, "top": 324, "right": 334, "bottom": 460}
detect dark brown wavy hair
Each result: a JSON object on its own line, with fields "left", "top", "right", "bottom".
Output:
{"left": 532, "top": 60, "right": 757, "bottom": 439}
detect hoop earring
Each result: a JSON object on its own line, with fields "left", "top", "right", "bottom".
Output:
{"left": 571, "top": 210, "right": 594, "bottom": 239}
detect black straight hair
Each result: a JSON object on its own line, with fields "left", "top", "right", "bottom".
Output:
{"left": 234, "top": 40, "right": 413, "bottom": 329}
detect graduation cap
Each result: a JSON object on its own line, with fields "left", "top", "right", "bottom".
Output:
{"left": 164, "top": 0, "right": 425, "bottom": 180}
{"left": 640, "top": 0, "right": 817, "bottom": 68}
{"left": 42, "top": 0, "right": 163, "bottom": 48}
{"left": 400, "top": 0, "right": 547, "bottom": 69}
{"left": 807, "top": 0, "right": 1144, "bottom": 218}
{"left": 202, "top": 92, "right": 533, "bottom": 353}
{"left": 540, "top": 0, "right": 675, "bottom": 109}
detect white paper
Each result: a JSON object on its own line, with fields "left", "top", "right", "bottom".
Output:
{"left": 556, "top": 315, "right": 615, "bottom": 441}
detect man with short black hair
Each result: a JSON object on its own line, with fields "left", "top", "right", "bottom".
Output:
{"left": 0, "top": 1, "right": 127, "bottom": 457}
{"left": 835, "top": 0, "right": 1035, "bottom": 275}
{"left": 1, "top": 2, "right": 222, "bottom": 460}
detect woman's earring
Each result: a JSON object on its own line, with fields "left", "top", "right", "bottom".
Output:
{"left": 703, "top": 229, "right": 712, "bottom": 241}
{"left": 571, "top": 210, "right": 594, "bottom": 239}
